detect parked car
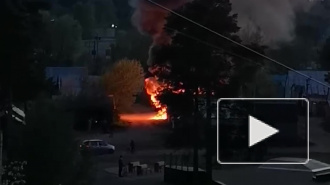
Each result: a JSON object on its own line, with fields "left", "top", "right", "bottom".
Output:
{"left": 80, "top": 139, "right": 115, "bottom": 155}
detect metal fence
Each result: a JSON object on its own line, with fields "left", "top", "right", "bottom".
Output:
{"left": 164, "top": 152, "right": 193, "bottom": 171}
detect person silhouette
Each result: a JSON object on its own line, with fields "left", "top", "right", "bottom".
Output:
{"left": 130, "top": 140, "right": 135, "bottom": 154}
{"left": 118, "top": 155, "right": 124, "bottom": 177}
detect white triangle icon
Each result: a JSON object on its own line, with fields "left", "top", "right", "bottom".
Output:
{"left": 249, "top": 115, "right": 279, "bottom": 147}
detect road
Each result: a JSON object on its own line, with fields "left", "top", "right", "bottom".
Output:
{"left": 76, "top": 117, "right": 330, "bottom": 185}
{"left": 77, "top": 125, "right": 173, "bottom": 185}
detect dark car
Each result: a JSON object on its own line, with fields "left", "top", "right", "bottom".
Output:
{"left": 80, "top": 139, "right": 115, "bottom": 155}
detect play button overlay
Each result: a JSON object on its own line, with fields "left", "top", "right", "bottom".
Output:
{"left": 217, "top": 98, "right": 309, "bottom": 165}
{"left": 249, "top": 115, "right": 279, "bottom": 147}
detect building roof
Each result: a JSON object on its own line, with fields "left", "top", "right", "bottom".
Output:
{"left": 45, "top": 67, "right": 88, "bottom": 79}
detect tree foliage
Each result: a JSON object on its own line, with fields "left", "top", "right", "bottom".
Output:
{"left": 153, "top": 0, "right": 267, "bottom": 154}
{"left": 73, "top": 2, "right": 95, "bottom": 39}
{"left": 20, "top": 99, "right": 94, "bottom": 185}
{"left": 112, "top": 29, "right": 152, "bottom": 67}
{"left": 39, "top": 12, "right": 83, "bottom": 66}
{"left": 103, "top": 59, "right": 145, "bottom": 112}
{"left": 268, "top": 1, "right": 330, "bottom": 70}
{"left": 154, "top": 0, "right": 265, "bottom": 101}
{"left": 320, "top": 37, "right": 330, "bottom": 70}
{"left": 0, "top": 0, "right": 52, "bottom": 104}
{"left": 93, "top": 0, "right": 117, "bottom": 28}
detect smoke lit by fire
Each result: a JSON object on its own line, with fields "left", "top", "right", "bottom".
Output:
{"left": 130, "top": 0, "right": 187, "bottom": 65}
{"left": 131, "top": 0, "right": 187, "bottom": 45}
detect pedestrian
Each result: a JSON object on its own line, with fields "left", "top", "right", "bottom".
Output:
{"left": 130, "top": 139, "right": 135, "bottom": 154}
{"left": 118, "top": 155, "right": 124, "bottom": 177}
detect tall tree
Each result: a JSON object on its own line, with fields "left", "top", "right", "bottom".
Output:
{"left": 320, "top": 37, "right": 330, "bottom": 70}
{"left": 153, "top": 0, "right": 266, "bottom": 181}
{"left": 112, "top": 29, "right": 152, "bottom": 67}
{"left": 94, "top": 0, "right": 117, "bottom": 28}
{"left": 73, "top": 2, "right": 96, "bottom": 39}
{"left": 38, "top": 11, "right": 83, "bottom": 66}
{"left": 112, "top": 0, "right": 133, "bottom": 29}
{"left": 0, "top": 0, "right": 51, "bottom": 104}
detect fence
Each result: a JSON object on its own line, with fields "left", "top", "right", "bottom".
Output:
{"left": 164, "top": 152, "right": 194, "bottom": 171}
{"left": 163, "top": 152, "right": 209, "bottom": 185}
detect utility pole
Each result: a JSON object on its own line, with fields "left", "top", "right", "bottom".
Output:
{"left": 190, "top": 66, "right": 199, "bottom": 183}
{"left": 0, "top": 129, "right": 3, "bottom": 185}
{"left": 193, "top": 90, "right": 199, "bottom": 178}
{"left": 205, "top": 84, "right": 212, "bottom": 183}
{"left": 92, "top": 36, "right": 101, "bottom": 75}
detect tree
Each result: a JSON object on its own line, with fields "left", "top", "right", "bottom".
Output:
{"left": 19, "top": 98, "right": 95, "bottom": 185}
{"left": 39, "top": 11, "right": 83, "bottom": 66}
{"left": 94, "top": 0, "right": 117, "bottom": 28}
{"left": 112, "top": 0, "right": 133, "bottom": 29}
{"left": 103, "top": 59, "right": 144, "bottom": 112}
{"left": 152, "top": 0, "right": 266, "bottom": 181}
{"left": 0, "top": 0, "right": 54, "bottom": 112}
{"left": 320, "top": 37, "right": 330, "bottom": 70}
{"left": 73, "top": 2, "right": 96, "bottom": 39}
{"left": 112, "top": 29, "right": 152, "bottom": 67}
{"left": 268, "top": 2, "right": 330, "bottom": 70}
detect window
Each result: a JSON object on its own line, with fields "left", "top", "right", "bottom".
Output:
{"left": 99, "top": 141, "right": 108, "bottom": 146}
{"left": 90, "top": 141, "right": 98, "bottom": 147}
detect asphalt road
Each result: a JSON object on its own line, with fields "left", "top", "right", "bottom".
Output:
{"left": 78, "top": 117, "right": 330, "bottom": 185}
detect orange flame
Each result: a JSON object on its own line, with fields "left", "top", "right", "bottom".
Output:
{"left": 119, "top": 77, "right": 186, "bottom": 123}
{"left": 145, "top": 77, "right": 167, "bottom": 120}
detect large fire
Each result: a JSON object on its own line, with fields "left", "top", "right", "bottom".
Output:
{"left": 119, "top": 77, "right": 168, "bottom": 123}
{"left": 144, "top": 77, "right": 167, "bottom": 120}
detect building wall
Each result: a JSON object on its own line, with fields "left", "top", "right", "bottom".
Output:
{"left": 45, "top": 67, "right": 88, "bottom": 96}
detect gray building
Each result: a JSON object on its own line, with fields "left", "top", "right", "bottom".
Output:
{"left": 83, "top": 28, "right": 117, "bottom": 59}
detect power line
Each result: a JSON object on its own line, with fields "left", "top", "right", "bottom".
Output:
{"left": 146, "top": 0, "right": 330, "bottom": 88}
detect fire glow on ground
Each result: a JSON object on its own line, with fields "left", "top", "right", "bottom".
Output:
{"left": 119, "top": 77, "right": 168, "bottom": 123}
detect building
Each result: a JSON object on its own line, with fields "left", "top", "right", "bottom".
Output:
{"left": 272, "top": 71, "right": 330, "bottom": 116}
{"left": 45, "top": 67, "right": 88, "bottom": 96}
{"left": 285, "top": 71, "right": 329, "bottom": 99}
{"left": 83, "top": 28, "right": 117, "bottom": 59}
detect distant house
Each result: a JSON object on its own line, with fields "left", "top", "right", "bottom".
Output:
{"left": 271, "top": 71, "right": 330, "bottom": 116}
{"left": 285, "top": 71, "right": 329, "bottom": 100}
{"left": 272, "top": 71, "right": 330, "bottom": 100}
{"left": 45, "top": 67, "right": 88, "bottom": 96}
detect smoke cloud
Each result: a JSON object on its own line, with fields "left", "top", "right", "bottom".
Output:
{"left": 231, "top": 0, "right": 314, "bottom": 46}
{"left": 130, "top": 0, "right": 187, "bottom": 65}
{"left": 130, "top": 0, "right": 318, "bottom": 64}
